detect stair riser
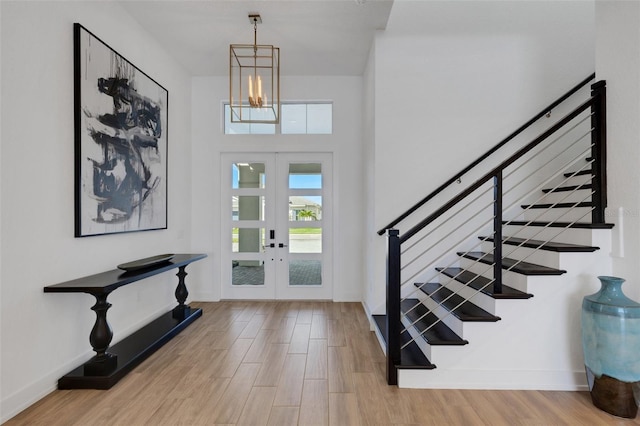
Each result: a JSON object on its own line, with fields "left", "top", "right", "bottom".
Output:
{"left": 522, "top": 207, "right": 593, "bottom": 223}
{"left": 537, "top": 190, "right": 592, "bottom": 205}
{"left": 401, "top": 315, "right": 433, "bottom": 360}
{"left": 460, "top": 262, "right": 552, "bottom": 293}
{"left": 558, "top": 172, "right": 592, "bottom": 185}
{"left": 419, "top": 296, "right": 465, "bottom": 338}
{"left": 437, "top": 276, "right": 497, "bottom": 314}
{"left": 477, "top": 243, "right": 563, "bottom": 269}
{"left": 503, "top": 225, "right": 611, "bottom": 247}
{"left": 401, "top": 251, "right": 462, "bottom": 290}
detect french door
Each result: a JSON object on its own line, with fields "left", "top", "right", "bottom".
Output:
{"left": 221, "top": 153, "right": 332, "bottom": 299}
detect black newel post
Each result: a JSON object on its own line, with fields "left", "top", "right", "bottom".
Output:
{"left": 591, "top": 81, "right": 607, "bottom": 224}
{"left": 493, "top": 171, "right": 503, "bottom": 294}
{"left": 386, "top": 229, "right": 401, "bottom": 385}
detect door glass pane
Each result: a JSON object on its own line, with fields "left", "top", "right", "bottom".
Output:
{"left": 289, "top": 260, "right": 322, "bottom": 286}
{"left": 289, "top": 196, "right": 322, "bottom": 221}
{"left": 233, "top": 162, "right": 266, "bottom": 189}
{"left": 289, "top": 163, "right": 322, "bottom": 189}
{"left": 232, "top": 228, "right": 265, "bottom": 253}
{"left": 233, "top": 196, "right": 265, "bottom": 221}
{"left": 232, "top": 260, "right": 265, "bottom": 286}
{"left": 289, "top": 228, "right": 322, "bottom": 253}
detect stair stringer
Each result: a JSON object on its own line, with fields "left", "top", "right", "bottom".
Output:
{"left": 397, "top": 238, "right": 612, "bottom": 390}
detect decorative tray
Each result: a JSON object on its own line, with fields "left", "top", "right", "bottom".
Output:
{"left": 117, "top": 254, "right": 175, "bottom": 271}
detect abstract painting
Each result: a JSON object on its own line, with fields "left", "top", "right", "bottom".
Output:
{"left": 74, "top": 23, "right": 168, "bottom": 237}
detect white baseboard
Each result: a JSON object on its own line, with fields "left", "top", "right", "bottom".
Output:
{"left": 190, "top": 292, "right": 219, "bottom": 302}
{"left": 398, "top": 368, "right": 588, "bottom": 391}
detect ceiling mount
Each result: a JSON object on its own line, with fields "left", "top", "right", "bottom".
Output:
{"left": 248, "top": 14, "right": 262, "bottom": 25}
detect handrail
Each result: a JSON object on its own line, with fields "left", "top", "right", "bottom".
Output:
{"left": 377, "top": 72, "right": 596, "bottom": 235}
{"left": 399, "top": 96, "right": 594, "bottom": 244}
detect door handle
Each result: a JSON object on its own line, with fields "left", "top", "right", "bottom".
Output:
{"left": 262, "top": 243, "right": 275, "bottom": 249}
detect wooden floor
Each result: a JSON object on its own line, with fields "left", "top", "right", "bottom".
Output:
{"left": 6, "top": 301, "right": 640, "bottom": 425}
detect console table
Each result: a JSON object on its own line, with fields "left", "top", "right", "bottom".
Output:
{"left": 44, "top": 253, "right": 206, "bottom": 389}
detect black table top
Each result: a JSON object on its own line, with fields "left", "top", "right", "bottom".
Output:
{"left": 44, "top": 253, "right": 207, "bottom": 296}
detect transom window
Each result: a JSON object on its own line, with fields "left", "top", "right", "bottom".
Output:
{"left": 224, "top": 102, "right": 332, "bottom": 135}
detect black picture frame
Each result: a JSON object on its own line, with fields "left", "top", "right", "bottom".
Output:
{"left": 74, "top": 23, "right": 168, "bottom": 237}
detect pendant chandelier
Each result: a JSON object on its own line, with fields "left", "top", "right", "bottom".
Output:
{"left": 229, "top": 14, "right": 280, "bottom": 124}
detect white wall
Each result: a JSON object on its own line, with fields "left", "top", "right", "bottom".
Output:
{"left": 595, "top": 1, "right": 640, "bottom": 301}
{"left": 0, "top": 2, "right": 193, "bottom": 421}
{"left": 190, "top": 75, "right": 364, "bottom": 303}
{"left": 363, "top": 0, "right": 595, "bottom": 313}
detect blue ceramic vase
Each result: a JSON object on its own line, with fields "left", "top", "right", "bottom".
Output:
{"left": 581, "top": 276, "right": 640, "bottom": 418}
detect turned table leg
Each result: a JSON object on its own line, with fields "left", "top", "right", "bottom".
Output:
{"left": 84, "top": 293, "right": 117, "bottom": 375}
{"left": 173, "top": 266, "right": 190, "bottom": 319}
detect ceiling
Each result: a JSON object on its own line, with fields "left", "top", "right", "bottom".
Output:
{"left": 119, "top": 0, "right": 394, "bottom": 77}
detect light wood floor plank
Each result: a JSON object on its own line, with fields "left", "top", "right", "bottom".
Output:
{"left": 310, "top": 314, "right": 328, "bottom": 339}
{"left": 289, "top": 323, "right": 312, "bottom": 354}
{"left": 238, "top": 313, "right": 268, "bottom": 339}
{"left": 299, "top": 379, "right": 329, "bottom": 426}
{"left": 267, "top": 406, "right": 300, "bottom": 426}
{"left": 327, "top": 318, "right": 346, "bottom": 347}
{"left": 353, "top": 371, "right": 392, "bottom": 426}
{"left": 305, "top": 338, "right": 328, "bottom": 380}
{"left": 254, "top": 343, "right": 290, "bottom": 386}
{"left": 328, "top": 345, "right": 354, "bottom": 393}
{"left": 242, "top": 328, "right": 275, "bottom": 363}
{"left": 236, "top": 386, "right": 276, "bottom": 426}
{"left": 274, "top": 353, "right": 307, "bottom": 406}
{"left": 204, "top": 362, "right": 261, "bottom": 424}
{"left": 329, "top": 392, "right": 361, "bottom": 426}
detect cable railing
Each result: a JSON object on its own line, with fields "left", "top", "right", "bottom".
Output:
{"left": 382, "top": 77, "right": 606, "bottom": 385}
{"left": 399, "top": 115, "right": 594, "bottom": 290}
{"left": 399, "top": 155, "right": 595, "bottom": 339}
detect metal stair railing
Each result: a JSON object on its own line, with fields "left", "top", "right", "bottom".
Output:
{"left": 383, "top": 78, "right": 606, "bottom": 385}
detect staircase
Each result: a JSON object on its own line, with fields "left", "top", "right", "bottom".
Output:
{"left": 373, "top": 75, "right": 614, "bottom": 389}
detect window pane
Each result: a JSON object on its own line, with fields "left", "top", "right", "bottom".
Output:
{"left": 289, "top": 163, "right": 322, "bottom": 189}
{"left": 232, "top": 227, "right": 265, "bottom": 253}
{"left": 289, "top": 260, "right": 322, "bottom": 286}
{"left": 307, "top": 103, "right": 332, "bottom": 134}
{"left": 289, "top": 228, "right": 322, "bottom": 253}
{"left": 232, "top": 196, "right": 265, "bottom": 221}
{"left": 289, "top": 197, "right": 322, "bottom": 221}
{"left": 224, "top": 104, "right": 275, "bottom": 134}
{"left": 233, "top": 162, "right": 266, "bottom": 189}
{"left": 232, "top": 260, "right": 265, "bottom": 285}
{"left": 225, "top": 105, "right": 250, "bottom": 134}
{"left": 281, "top": 104, "right": 307, "bottom": 134}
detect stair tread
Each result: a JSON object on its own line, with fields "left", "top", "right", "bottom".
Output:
{"left": 503, "top": 221, "right": 614, "bottom": 229}
{"left": 564, "top": 169, "right": 593, "bottom": 177}
{"left": 479, "top": 236, "right": 599, "bottom": 252}
{"left": 436, "top": 267, "right": 533, "bottom": 299}
{"left": 401, "top": 299, "right": 468, "bottom": 345}
{"left": 521, "top": 201, "right": 593, "bottom": 209}
{"left": 542, "top": 184, "right": 592, "bottom": 193}
{"left": 415, "top": 283, "right": 501, "bottom": 322}
{"left": 373, "top": 314, "right": 436, "bottom": 369}
{"left": 458, "top": 251, "right": 566, "bottom": 275}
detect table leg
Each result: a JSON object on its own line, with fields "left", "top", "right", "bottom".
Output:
{"left": 173, "top": 266, "right": 190, "bottom": 319}
{"left": 84, "top": 293, "right": 117, "bottom": 375}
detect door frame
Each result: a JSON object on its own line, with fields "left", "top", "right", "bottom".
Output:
{"left": 220, "top": 152, "right": 333, "bottom": 300}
